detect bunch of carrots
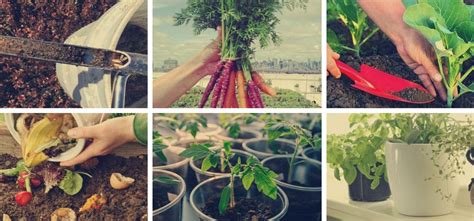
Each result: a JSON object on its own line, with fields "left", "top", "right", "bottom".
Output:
{"left": 199, "top": 60, "right": 276, "bottom": 108}
{"left": 176, "top": 0, "right": 307, "bottom": 108}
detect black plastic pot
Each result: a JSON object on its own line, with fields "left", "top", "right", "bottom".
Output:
{"left": 262, "top": 156, "right": 322, "bottom": 221}
{"left": 348, "top": 168, "right": 391, "bottom": 202}
{"left": 243, "top": 138, "right": 297, "bottom": 160}
{"left": 190, "top": 175, "right": 289, "bottom": 220}
{"left": 153, "top": 169, "right": 186, "bottom": 221}
{"left": 190, "top": 149, "right": 255, "bottom": 183}
{"left": 302, "top": 147, "right": 321, "bottom": 162}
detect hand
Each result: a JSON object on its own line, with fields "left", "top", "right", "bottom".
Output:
{"left": 327, "top": 44, "right": 341, "bottom": 78}
{"left": 395, "top": 30, "right": 447, "bottom": 100}
{"left": 60, "top": 116, "right": 136, "bottom": 167}
{"left": 190, "top": 26, "right": 222, "bottom": 77}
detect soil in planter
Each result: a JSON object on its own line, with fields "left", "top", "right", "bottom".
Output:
{"left": 391, "top": 87, "right": 433, "bottom": 103}
{"left": 327, "top": 19, "right": 474, "bottom": 108}
{"left": 0, "top": 154, "right": 147, "bottom": 220}
{"left": 201, "top": 195, "right": 279, "bottom": 221}
{"left": 152, "top": 187, "right": 171, "bottom": 210}
{"left": 0, "top": 1, "right": 118, "bottom": 108}
{"left": 281, "top": 185, "right": 321, "bottom": 221}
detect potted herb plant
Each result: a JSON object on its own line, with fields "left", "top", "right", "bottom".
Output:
{"left": 153, "top": 169, "right": 186, "bottom": 221}
{"left": 379, "top": 114, "right": 473, "bottom": 216}
{"left": 261, "top": 120, "right": 322, "bottom": 220}
{"left": 184, "top": 141, "right": 289, "bottom": 220}
{"left": 327, "top": 114, "right": 391, "bottom": 202}
{"left": 181, "top": 142, "right": 257, "bottom": 183}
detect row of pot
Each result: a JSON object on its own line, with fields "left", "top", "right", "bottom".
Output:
{"left": 346, "top": 142, "right": 463, "bottom": 216}
{"left": 152, "top": 134, "right": 322, "bottom": 221}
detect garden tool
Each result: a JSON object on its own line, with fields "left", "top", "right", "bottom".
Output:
{"left": 336, "top": 60, "right": 434, "bottom": 104}
{"left": 0, "top": 35, "right": 147, "bottom": 108}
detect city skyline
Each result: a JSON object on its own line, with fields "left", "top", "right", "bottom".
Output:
{"left": 153, "top": 0, "right": 322, "bottom": 69}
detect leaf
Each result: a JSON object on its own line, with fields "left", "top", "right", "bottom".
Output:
{"left": 219, "top": 185, "right": 232, "bottom": 215}
{"left": 242, "top": 171, "right": 255, "bottom": 190}
{"left": 179, "top": 143, "right": 212, "bottom": 160}
{"left": 58, "top": 170, "right": 83, "bottom": 196}
{"left": 370, "top": 177, "right": 380, "bottom": 190}
{"left": 154, "top": 176, "right": 180, "bottom": 185}
{"left": 342, "top": 162, "right": 357, "bottom": 185}
{"left": 253, "top": 165, "right": 278, "bottom": 200}
{"left": 227, "top": 123, "right": 241, "bottom": 139}
{"left": 404, "top": 129, "right": 421, "bottom": 144}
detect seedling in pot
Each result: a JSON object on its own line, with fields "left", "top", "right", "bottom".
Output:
{"left": 220, "top": 114, "right": 259, "bottom": 139}
{"left": 155, "top": 114, "right": 208, "bottom": 138}
{"left": 153, "top": 131, "right": 168, "bottom": 163}
{"left": 403, "top": 0, "right": 474, "bottom": 107}
{"left": 180, "top": 141, "right": 278, "bottom": 214}
{"left": 327, "top": 0, "right": 380, "bottom": 57}
{"left": 265, "top": 120, "right": 320, "bottom": 184}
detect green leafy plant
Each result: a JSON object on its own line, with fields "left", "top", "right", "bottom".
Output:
{"left": 264, "top": 120, "right": 319, "bottom": 183}
{"left": 179, "top": 141, "right": 278, "bottom": 214}
{"left": 58, "top": 170, "right": 88, "bottom": 196}
{"left": 365, "top": 113, "right": 473, "bottom": 200}
{"left": 327, "top": 0, "right": 380, "bottom": 57}
{"left": 327, "top": 114, "right": 389, "bottom": 189}
{"left": 219, "top": 114, "right": 258, "bottom": 139}
{"left": 153, "top": 131, "right": 168, "bottom": 162}
{"left": 155, "top": 114, "right": 208, "bottom": 138}
{"left": 403, "top": 0, "right": 474, "bottom": 107}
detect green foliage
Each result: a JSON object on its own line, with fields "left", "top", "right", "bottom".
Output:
{"left": 153, "top": 176, "right": 180, "bottom": 185}
{"left": 220, "top": 114, "right": 259, "bottom": 139}
{"left": 403, "top": 0, "right": 474, "bottom": 107}
{"left": 327, "top": 0, "right": 379, "bottom": 57}
{"left": 172, "top": 87, "right": 318, "bottom": 108}
{"left": 179, "top": 141, "right": 278, "bottom": 214}
{"left": 327, "top": 114, "right": 388, "bottom": 189}
{"left": 153, "top": 131, "right": 168, "bottom": 162}
{"left": 155, "top": 113, "right": 207, "bottom": 138}
{"left": 58, "top": 170, "right": 83, "bottom": 195}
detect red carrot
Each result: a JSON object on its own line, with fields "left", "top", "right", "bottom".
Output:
{"left": 223, "top": 69, "right": 237, "bottom": 108}
{"left": 219, "top": 60, "right": 234, "bottom": 108}
{"left": 246, "top": 83, "right": 258, "bottom": 108}
{"left": 236, "top": 70, "right": 248, "bottom": 108}
{"left": 199, "top": 61, "right": 225, "bottom": 108}
{"left": 248, "top": 81, "right": 264, "bottom": 108}
{"left": 251, "top": 71, "right": 277, "bottom": 97}
{"left": 210, "top": 69, "right": 225, "bottom": 108}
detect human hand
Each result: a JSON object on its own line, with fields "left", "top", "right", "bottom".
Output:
{"left": 327, "top": 44, "right": 341, "bottom": 78}
{"left": 395, "top": 30, "right": 446, "bottom": 101}
{"left": 60, "top": 116, "right": 136, "bottom": 167}
{"left": 191, "top": 26, "right": 222, "bottom": 77}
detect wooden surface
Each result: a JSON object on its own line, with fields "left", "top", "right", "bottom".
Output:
{"left": 0, "top": 123, "right": 147, "bottom": 158}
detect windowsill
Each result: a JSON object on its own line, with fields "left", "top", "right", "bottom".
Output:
{"left": 327, "top": 168, "right": 473, "bottom": 221}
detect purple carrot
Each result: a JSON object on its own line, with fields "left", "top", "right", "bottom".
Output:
{"left": 210, "top": 63, "right": 228, "bottom": 108}
{"left": 248, "top": 81, "right": 264, "bottom": 108}
{"left": 246, "top": 82, "right": 258, "bottom": 108}
{"left": 219, "top": 60, "right": 235, "bottom": 108}
{"left": 199, "top": 61, "right": 225, "bottom": 108}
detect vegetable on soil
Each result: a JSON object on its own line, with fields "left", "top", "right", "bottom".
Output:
{"left": 175, "top": 0, "right": 308, "bottom": 108}
{"left": 402, "top": 0, "right": 474, "bottom": 107}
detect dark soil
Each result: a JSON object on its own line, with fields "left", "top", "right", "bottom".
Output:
{"left": 282, "top": 187, "right": 321, "bottom": 221}
{"left": 391, "top": 87, "right": 433, "bottom": 103}
{"left": 0, "top": 1, "right": 117, "bottom": 108}
{"left": 152, "top": 188, "right": 171, "bottom": 210}
{"left": 0, "top": 1, "right": 147, "bottom": 108}
{"left": 202, "top": 196, "right": 279, "bottom": 221}
{"left": 327, "top": 20, "right": 474, "bottom": 108}
{"left": 0, "top": 154, "right": 147, "bottom": 220}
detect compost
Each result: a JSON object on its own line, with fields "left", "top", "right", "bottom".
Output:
{"left": 202, "top": 196, "right": 278, "bottom": 221}
{"left": 0, "top": 154, "right": 147, "bottom": 220}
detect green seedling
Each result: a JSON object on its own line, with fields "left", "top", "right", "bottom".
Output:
{"left": 180, "top": 141, "right": 278, "bottom": 215}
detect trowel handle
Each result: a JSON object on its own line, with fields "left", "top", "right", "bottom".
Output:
{"left": 335, "top": 60, "right": 373, "bottom": 88}
{"left": 111, "top": 72, "right": 131, "bottom": 108}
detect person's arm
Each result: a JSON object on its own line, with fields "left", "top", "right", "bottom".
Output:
{"left": 60, "top": 115, "right": 142, "bottom": 166}
{"left": 357, "top": 0, "right": 446, "bottom": 100}
{"left": 153, "top": 28, "right": 221, "bottom": 108}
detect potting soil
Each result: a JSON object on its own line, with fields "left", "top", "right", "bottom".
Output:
{"left": 0, "top": 154, "right": 147, "bottom": 220}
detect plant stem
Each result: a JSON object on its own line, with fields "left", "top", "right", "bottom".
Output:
{"left": 229, "top": 174, "right": 235, "bottom": 208}
{"left": 287, "top": 139, "right": 299, "bottom": 184}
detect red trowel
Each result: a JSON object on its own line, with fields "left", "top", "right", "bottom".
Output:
{"left": 336, "top": 60, "right": 434, "bottom": 104}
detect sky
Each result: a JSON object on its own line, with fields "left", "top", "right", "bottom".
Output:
{"left": 153, "top": 0, "right": 322, "bottom": 68}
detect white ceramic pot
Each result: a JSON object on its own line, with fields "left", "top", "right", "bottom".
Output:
{"left": 4, "top": 113, "right": 103, "bottom": 162}
{"left": 385, "top": 142, "right": 460, "bottom": 216}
